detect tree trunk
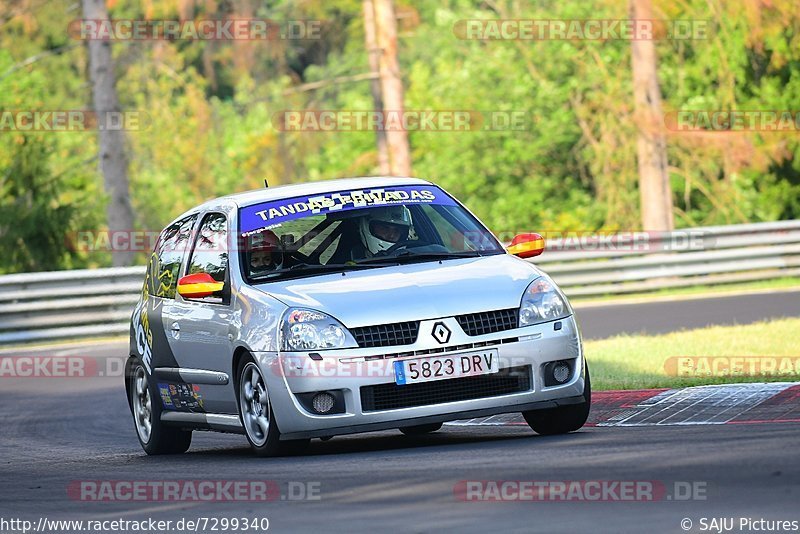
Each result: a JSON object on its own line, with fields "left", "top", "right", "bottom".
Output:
{"left": 372, "top": 0, "right": 411, "bottom": 177}
{"left": 630, "top": 0, "right": 674, "bottom": 231}
{"left": 363, "top": 0, "right": 390, "bottom": 175}
{"left": 82, "top": 0, "right": 136, "bottom": 266}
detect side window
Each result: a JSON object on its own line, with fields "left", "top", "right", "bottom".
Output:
{"left": 147, "top": 215, "right": 197, "bottom": 298}
{"left": 186, "top": 213, "right": 229, "bottom": 303}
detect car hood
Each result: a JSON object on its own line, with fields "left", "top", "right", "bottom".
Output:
{"left": 252, "top": 254, "right": 542, "bottom": 327}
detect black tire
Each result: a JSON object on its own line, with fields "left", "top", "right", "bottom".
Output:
{"left": 236, "top": 355, "right": 310, "bottom": 457}
{"left": 128, "top": 358, "right": 192, "bottom": 455}
{"left": 399, "top": 422, "right": 443, "bottom": 435}
{"left": 523, "top": 363, "right": 591, "bottom": 436}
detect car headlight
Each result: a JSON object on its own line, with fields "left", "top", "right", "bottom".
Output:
{"left": 281, "top": 308, "right": 357, "bottom": 351}
{"left": 519, "top": 276, "right": 571, "bottom": 326}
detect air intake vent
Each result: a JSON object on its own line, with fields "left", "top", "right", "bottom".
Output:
{"left": 351, "top": 321, "right": 420, "bottom": 348}
{"left": 456, "top": 308, "right": 518, "bottom": 336}
{"left": 361, "top": 365, "right": 531, "bottom": 411}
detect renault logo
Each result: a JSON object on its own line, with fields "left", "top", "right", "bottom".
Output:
{"left": 431, "top": 322, "right": 451, "bottom": 344}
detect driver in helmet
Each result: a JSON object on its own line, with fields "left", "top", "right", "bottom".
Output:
{"left": 359, "top": 206, "right": 413, "bottom": 256}
{"left": 248, "top": 230, "right": 284, "bottom": 276}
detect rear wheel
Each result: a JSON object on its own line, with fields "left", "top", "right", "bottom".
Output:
{"left": 237, "top": 356, "right": 309, "bottom": 457}
{"left": 129, "top": 359, "right": 192, "bottom": 455}
{"left": 523, "top": 363, "right": 591, "bottom": 436}
{"left": 399, "top": 422, "right": 443, "bottom": 435}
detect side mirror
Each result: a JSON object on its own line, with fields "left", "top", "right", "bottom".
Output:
{"left": 507, "top": 233, "right": 545, "bottom": 259}
{"left": 177, "top": 273, "right": 224, "bottom": 299}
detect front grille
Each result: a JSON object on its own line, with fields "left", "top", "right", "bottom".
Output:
{"left": 351, "top": 321, "right": 420, "bottom": 348}
{"left": 360, "top": 365, "right": 531, "bottom": 411}
{"left": 456, "top": 308, "right": 519, "bottom": 336}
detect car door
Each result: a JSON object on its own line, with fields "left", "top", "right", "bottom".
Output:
{"left": 161, "top": 211, "right": 237, "bottom": 415}
{"left": 133, "top": 214, "right": 198, "bottom": 375}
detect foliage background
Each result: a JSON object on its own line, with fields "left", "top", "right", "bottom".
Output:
{"left": 1, "top": 0, "right": 799, "bottom": 272}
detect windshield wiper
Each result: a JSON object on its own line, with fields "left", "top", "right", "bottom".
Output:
{"left": 251, "top": 252, "right": 491, "bottom": 282}
{"left": 355, "top": 250, "right": 484, "bottom": 265}
{"left": 249, "top": 262, "right": 392, "bottom": 282}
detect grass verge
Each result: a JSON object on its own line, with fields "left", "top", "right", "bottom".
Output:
{"left": 586, "top": 318, "right": 800, "bottom": 390}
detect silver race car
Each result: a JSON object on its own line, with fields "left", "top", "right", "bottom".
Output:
{"left": 126, "top": 177, "right": 590, "bottom": 456}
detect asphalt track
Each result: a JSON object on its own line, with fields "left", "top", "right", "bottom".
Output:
{"left": 574, "top": 288, "right": 800, "bottom": 339}
{"left": 1, "top": 292, "right": 799, "bottom": 533}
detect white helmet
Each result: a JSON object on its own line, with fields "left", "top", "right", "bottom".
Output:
{"left": 359, "top": 206, "right": 412, "bottom": 255}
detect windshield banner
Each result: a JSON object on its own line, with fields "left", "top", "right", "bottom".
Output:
{"left": 240, "top": 185, "right": 457, "bottom": 235}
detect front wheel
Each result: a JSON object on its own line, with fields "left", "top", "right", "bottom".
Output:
{"left": 129, "top": 358, "right": 192, "bottom": 455}
{"left": 523, "top": 363, "right": 591, "bottom": 436}
{"left": 237, "top": 356, "right": 309, "bottom": 457}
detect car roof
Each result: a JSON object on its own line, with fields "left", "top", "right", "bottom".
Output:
{"left": 179, "top": 176, "right": 433, "bottom": 219}
{"left": 228, "top": 176, "right": 430, "bottom": 207}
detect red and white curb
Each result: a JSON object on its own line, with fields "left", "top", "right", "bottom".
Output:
{"left": 447, "top": 382, "right": 800, "bottom": 427}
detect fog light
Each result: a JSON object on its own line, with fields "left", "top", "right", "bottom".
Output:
{"left": 543, "top": 359, "right": 575, "bottom": 387}
{"left": 312, "top": 392, "right": 336, "bottom": 414}
{"left": 553, "top": 362, "right": 571, "bottom": 383}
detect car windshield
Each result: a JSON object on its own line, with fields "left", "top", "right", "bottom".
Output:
{"left": 238, "top": 184, "right": 504, "bottom": 282}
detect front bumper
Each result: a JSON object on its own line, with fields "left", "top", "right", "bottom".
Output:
{"left": 257, "top": 315, "right": 585, "bottom": 439}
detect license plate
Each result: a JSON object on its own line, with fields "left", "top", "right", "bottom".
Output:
{"left": 393, "top": 349, "right": 499, "bottom": 386}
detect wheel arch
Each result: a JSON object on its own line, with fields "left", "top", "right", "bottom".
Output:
{"left": 124, "top": 354, "right": 139, "bottom": 414}
{"left": 231, "top": 346, "right": 290, "bottom": 435}
{"left": 231, "top": 345, "right": 253, "bottom": 393}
